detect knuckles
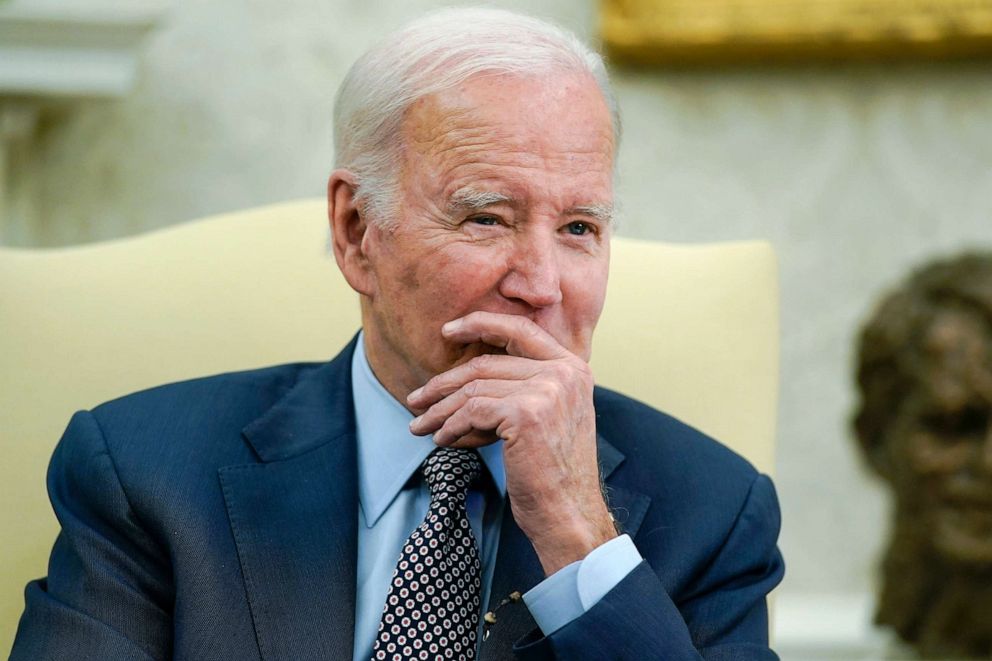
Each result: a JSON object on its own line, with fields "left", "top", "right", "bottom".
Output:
{"left": 462, "top": 379, "right": 482, "bottom": 397}
{"left": 517, "top": 396, "right": 546, "bottom": 426}
{"left": 519, "top": 318, "right": 543, "bottom": 338}
{"left": 471, "top": 353, "right": 497, "bottom": 373}
{"left": 465, "top": 397, "right": 488, "bottom": 417}
{"left": 426, "top": 331, "right": 596, "bottom": 442}
{"left": 534, "top": 378, "right": 561, "bottom": 401}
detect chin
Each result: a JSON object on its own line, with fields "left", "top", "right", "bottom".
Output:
{"left": 933, "top": 508, "right": 992, "bottom": 564}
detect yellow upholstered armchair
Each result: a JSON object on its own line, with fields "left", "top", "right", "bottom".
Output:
{"left": 0, "top": 199, "right": 778, "bottom": 654}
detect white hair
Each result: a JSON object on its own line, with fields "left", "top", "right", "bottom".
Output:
{"left": 333, "top": 7, "right": 620, "bottom": 227}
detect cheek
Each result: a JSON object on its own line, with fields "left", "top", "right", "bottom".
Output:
{"left": 589, "top": 272, "right": 609, "bottom": 317}
{"left": 905, "top": 431, "right": 973, "bottom": 477}
{"left": 399, "top": 262, "right": 421, "bottom": 290}
{"left": 567, "top": 261, "right": 609, "bottom": 320}
{"left": 403, "top": 248, "right": 507, "bottom": 319}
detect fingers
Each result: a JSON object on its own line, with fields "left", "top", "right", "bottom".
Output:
{"left": 407, "top": 311, "right": 589, "bottom": 450}
{"left": 410, "top": 379, "right": 520, "bottom": 436}
{"left": 432, "top": 396, "right": 507, "bottom": 448}
{"left": 441, "top": 312, "right": 570, "bottom": 361}
{"left": 407, "top": 355, "right": 536, "bottom": 410}
{"left": 438, "top": 429, "right": 500, "bottom": 450}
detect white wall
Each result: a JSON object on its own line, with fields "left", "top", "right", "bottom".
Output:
{"left": 8, "top": 0, "right": 992, "bottom": 618}
{"left": 613, "top": 62, "right": 992, "bottom": 598}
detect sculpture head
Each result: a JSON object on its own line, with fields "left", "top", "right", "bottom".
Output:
{"left": 855, "top": 253, "right": 992, "bottom": 565}
{"left": 854, "top": 253, "right": 992, "bottom": 657}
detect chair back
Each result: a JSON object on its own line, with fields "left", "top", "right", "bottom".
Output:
{"left": 0, "top": 198, "right": 778, "bottom": 653}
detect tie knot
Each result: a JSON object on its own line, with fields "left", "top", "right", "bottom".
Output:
{"left": 421, "top": 447, "right": 482, "bottom": 498}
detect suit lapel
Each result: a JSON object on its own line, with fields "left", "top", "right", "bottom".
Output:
{"left": 479, "top": 433, "right": 651, "bottom": 659}
{"left": 219, "top": 340, "right": 653, "bottom": 660}
{"left": 220, "top": 340, "right": 359, "bottom": 661}
{"left": 597, "top": 435, "right": 652, "bottom": 539}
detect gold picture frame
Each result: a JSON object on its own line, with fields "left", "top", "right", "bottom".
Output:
{"left": 600, "top": 0, "right": 992, "bottom": 65}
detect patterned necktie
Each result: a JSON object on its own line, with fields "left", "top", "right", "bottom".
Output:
{"left": 372, "top": 447, "right": 484, "bottom": 661}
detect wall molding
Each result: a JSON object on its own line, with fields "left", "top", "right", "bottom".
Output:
{"left": 0, "top": 3, "right": 165, "bottom": 242}
{"left": 0, "top": 4, "right": 163, "bottom": 98}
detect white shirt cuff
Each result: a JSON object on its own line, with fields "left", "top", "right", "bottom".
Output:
{"left": 521, "top": 534, "right": 642, "bottom": 636}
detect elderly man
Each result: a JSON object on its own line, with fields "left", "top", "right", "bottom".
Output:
{"left": 12, "top": 8, "right": 783, "bottom": 661}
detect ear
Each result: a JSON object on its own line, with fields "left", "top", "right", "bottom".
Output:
{"left": 328, "top": 169, "right": 375, "bottom": 297}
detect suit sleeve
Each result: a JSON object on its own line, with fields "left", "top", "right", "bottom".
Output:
{"left": 11, "top": 411, "right": 173, "bottom": 661}
{"left": 512, "top": 473, "right": 785, "bottom": 660}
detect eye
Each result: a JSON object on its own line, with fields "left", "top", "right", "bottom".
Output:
{"left": 923, "top": 407, "right": 989, "bottom": 436}
{"left": 565, "top": 221, "right": 594, "bottom": 236}
{"left": 469, "top": 215, "right": 500, "bottom": 226}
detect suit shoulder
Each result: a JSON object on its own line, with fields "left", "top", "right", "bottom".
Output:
{"left": 93, "top": 362, "right": 321, "bottom": 420}
{"left": 85, "top": 362, "right": 322, "bottom": 458}
{"left": 593, "top": 385, "right": 760, "bottom": 490}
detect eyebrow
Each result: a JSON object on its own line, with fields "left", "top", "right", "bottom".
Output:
{"left": 570, "top": 203, "right": 615, "bottom": 225}
{"left": 448, "top": 188, "right": 514, "bottom": 213}
{"left": 447, "top": 187, "right": 614, "bottom": 224}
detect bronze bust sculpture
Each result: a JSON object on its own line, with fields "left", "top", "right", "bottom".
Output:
{"left": 854, "top": 253, "right": 992, "bottom": 658}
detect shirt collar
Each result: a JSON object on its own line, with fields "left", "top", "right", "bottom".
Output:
{"left": 352, "top": 331, "right": 506, "bottom": 528}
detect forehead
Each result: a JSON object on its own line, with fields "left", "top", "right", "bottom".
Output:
{"left": 403, "top": 71, "right": 614, "bottom": 142}
{"left": 915, "top": 308, "right": 992, "bottom": 409}
{"left": 398, "top": 72, "right": 615, "bottom": 198}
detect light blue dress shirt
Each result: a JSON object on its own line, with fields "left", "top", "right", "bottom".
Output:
{"left": 350, "top": 333, "right": 641, "bottom": 660}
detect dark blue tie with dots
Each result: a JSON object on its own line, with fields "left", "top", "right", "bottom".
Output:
{"left": 371, "top": 447, "right": 483, "bottom": 661}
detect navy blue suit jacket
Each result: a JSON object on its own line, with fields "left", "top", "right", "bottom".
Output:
{"left": 13, "top": 337, "right": 784, "bottom": 660}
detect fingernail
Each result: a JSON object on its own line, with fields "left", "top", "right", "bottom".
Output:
{"left": 409, "top": 415, "right": 422, "bottom": 429}
{"left": 442, "top": 319, "right": 462, "bottom": 334}
{"left": 408, "top": 387, "right": 423, "bottom": 402}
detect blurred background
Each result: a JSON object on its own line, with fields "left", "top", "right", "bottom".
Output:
{"left": 2, "top": 0, "right": 991, "bottom": 657}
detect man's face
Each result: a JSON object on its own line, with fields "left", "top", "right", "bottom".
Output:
{"left": 887, "top": 307, "right": 992, "bottom": 563}
{"left": 359, "top": 72, "right": 614, "bottom": 397}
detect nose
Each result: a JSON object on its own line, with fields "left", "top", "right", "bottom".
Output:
{"left": 498, "top": 232, "right": 563, "bottom": 309}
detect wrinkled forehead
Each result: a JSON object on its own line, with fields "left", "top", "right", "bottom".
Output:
{"left": 398, "top": 71, "right": 616, "bottom": 162}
